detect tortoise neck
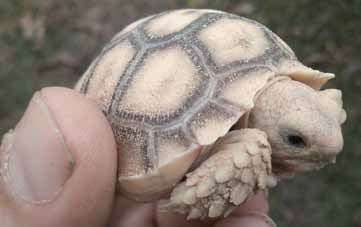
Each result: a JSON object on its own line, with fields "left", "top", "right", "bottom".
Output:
{"left": 242, "top": 75, "right": 290, "bottom": 128}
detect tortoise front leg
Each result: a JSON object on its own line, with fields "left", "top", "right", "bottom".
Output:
{"left": 159, "top": 129, "right": 277, "bottom": 219}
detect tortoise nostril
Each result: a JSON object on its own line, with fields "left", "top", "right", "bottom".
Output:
{"left": 319, "top": 130, "right": 344, "bottom": 156}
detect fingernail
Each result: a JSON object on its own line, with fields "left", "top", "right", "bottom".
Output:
{"left": 1, "top": 92, "right": 75, "bottom": 204}
{"left": 243, "top": 211, "right": 277, "bottom": 227}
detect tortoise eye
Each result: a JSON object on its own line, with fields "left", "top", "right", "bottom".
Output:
{"left": 287, "top": 134, "right": 306, "bottom": 148}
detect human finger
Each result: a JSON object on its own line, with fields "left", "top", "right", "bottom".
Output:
{"left": 0, "top": 87, "right": 117, "bottom": 227}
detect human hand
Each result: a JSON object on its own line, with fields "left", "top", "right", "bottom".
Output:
{"left": 0, "top": 87, "right": 275, "bottom": 227}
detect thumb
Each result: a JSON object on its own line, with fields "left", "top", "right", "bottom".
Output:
{"left": 0, "top": 87, "right": 117, "bottom": 227}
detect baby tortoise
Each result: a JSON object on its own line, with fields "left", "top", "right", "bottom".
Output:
{"left": 75, "top": 9, "right": 346, "bottom": 220}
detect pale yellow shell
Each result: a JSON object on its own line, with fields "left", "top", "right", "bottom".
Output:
{"left": 75, "top": 9, "right": 333, "bottom": 201}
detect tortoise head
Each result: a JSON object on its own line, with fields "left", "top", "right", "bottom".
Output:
{"left": 248, "top": 77, "right": 346, "bottom": 176}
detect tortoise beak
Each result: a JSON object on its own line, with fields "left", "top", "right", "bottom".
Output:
{"left": 318, "top": 128, "right": 344, "bottom": 158}
{"left": 271, "top": 151, "right": 340, "bottom": 177}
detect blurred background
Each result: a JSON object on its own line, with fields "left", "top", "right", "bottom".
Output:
{"left": 0, "top": 0, "right": 360, "bottom": 226}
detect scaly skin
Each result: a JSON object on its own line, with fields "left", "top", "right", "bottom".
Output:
{"left": 159, "top": 129, "right": 276, "bottom": 219}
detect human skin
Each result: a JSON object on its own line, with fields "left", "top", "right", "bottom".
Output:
{"left": 0, "top": 87, "right": 273, "bottom": 227}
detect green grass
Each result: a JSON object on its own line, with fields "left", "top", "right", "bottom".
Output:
{"left": 0, "top": 0, "right": 360, "bottom": 226}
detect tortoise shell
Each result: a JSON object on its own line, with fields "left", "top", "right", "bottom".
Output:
{"left": 75, "top": 9, "right": 333, "bottom": 201}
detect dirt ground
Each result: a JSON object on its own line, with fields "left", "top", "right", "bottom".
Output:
{"left": 1, "top": 0, "right": 360, "bottom": 226}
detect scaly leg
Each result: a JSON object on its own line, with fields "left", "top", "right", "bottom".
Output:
{"left": 159, "top": 128, "right": 277, "bottom": 219}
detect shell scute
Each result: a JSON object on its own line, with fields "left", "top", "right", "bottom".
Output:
{"left": 215, "top": 66, "right": 274, "bottom": 109}
{"left": 198, "top": 17, "right": 270, "bottom": 66}
{"left": 155, "top": 128, "right": 192, "bottom": 166}
{"left": 118, "top": 45, "right": 208, "bottom": 125}
{"left": 144, "top": 9, "right": 206, "bottom": 38}
{"left": 113, "top": 125, "right": 149, "bottom": 177}
{"left": 187, "top": 102, "right": 241, "bottom": 145}
{"left": 80, "top": 40, "right": 137, "bottom": 111}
